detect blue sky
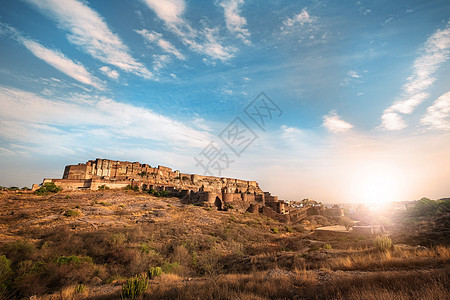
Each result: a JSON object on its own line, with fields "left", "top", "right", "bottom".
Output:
{"left": 0, "top": 0, "right": 449, "bottom": 203}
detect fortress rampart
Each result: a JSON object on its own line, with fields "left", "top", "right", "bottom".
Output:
{"left": 40, "top": 158, "right": 317, "bottom": 222}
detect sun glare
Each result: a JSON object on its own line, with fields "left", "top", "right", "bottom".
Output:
{"left": 351, "top": 163, "right": 405, "bottom": 205}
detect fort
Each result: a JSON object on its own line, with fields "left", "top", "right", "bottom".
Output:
{"left": 39, "top": 158, "right": 307, "bottom": 221}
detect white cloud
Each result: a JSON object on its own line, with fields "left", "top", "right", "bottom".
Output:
{"left": 142, "top": 0, "right": 186, "bottom": 26}
{"left": 218, "top": 0, "right": 251, "bottom": 45}
{"left": 25, "top": 0, "right": 152, "bottom": 79}
{"left": 280, "top": 8, "right": 326, "bottom": 44}
{"left": 135, "top": 29, "right": 185, "bottom": 60}
{"left": 280, "top": 125, "right": 303, "bottom": 143}
{"left": 0, "top": 23, "right": 103, "bottom": 89}
{"left": 192, "top": 27, "right": 237, "bottom": 61}
{"left": 23, "top": 40, "right": 105, "bottom": 89}
{"left": 152, "top": 54, "right": 172, "bottom": 72}
{"left": 99, "top": 66, "right": 119, "bottom": 80}
{"left": 341, "top": 70, "right": 363, "bottom": 86}
{"left": 142, "top": 0, "right": 236, "bottom": 61}
{"left": 0, "top": 86, "right": 211, "bottom": 148}
{"left": 381, "top": 22, "right": 450, "bottom": 130}
{"left": 281, "top": 8, "right": 316, "bottom": 31}
{"left": 323, "top": 112, "right": 353, "bottom": 133}
{"left": 380, "top": 111, "right": 407, "bottom": 131}
{"left": 421, "top": 91, "right": 450, "bottom": 130}
{"left": 348, "top": 70, "right": 360, "bottom": 78}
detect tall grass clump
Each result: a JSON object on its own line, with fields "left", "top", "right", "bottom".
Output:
{"left": 121, "top": 274, "right": 149, "bottom": 299}
{"left": 373, "top": 236, "right": 392, "bottom": 252}
{"left": 148, "top": 266, "right": 162, "bottom": 279}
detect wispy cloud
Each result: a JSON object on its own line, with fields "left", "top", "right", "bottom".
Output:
{"left": 152, "top": 54, "right": 172, "bottom": 72}
{"left": 25, "top": 0, "right": 152, "bottom": 79}
{"left": 135, "top": 29, "right": 185, "bottom": 60}
{"left": 218, "top": 0, "right": 251, "bottom": 45}
{"left": 280, "top": 8, "right": 325, "bottom": 43}
{"left": 421, "top": 91, "right": 450, "bottom": 130}
{"left": 99, "top": 66, "right": 119, "bottom": 80}
{"left": 282, "top": 8, "right": 316, "bottom": 29}
{"left": 323, "top": 112, "right": 353, "bottom": 133}
{"left": 341, "top": 70, "right": 364, "bottom": 87}
{"left": 0, "top": 23, "right": 103, "bottom": 89}
{"left": 0, "top": 86, "right": 211, "bottom": 148}
{"left": 380, "top": 21, "right": 450, "bottom": 130}
{"left": 142, "top": 0, "right": 237, "bottom": 61}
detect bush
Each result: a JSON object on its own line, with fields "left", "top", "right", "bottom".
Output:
{"left": 285, "top": 226, "right": 293, "bottom": 233}
{"left": 121, "top": 274, "right": 149, "bottom": 299}
{"left": 2, "top": 240, "right": 35, "bottom": 263}
{"left": 64, "top": 210, "right": 80, "bottom": 218}
{"left": 125, "top": 185, "right": 139, "bottom": 192}
{"left": 148, "top": 266, "right": 162, "bottom": 279}
{"left": 323, "top": 244, "right": 332, "bottom": 250}
{"left": 56, "top": 255, "right": 93, "bottom": 266}
{"left": 148, "top": 189, "right": 170, "bottom": 197}
{"left": 34, "top": 182, "right": 62, "bottom": 195}
{"left": 271, "top": 227, "right": 279, "bottom": 234}
{"left": 0, "top": 255, "right": 12, "bottom": 295}
{"left": 373, "top": 236, "right": 392, "bottom": 252}
{"left": 75, "top": 283, "right": 86, "bottom": 293}
{"left": 98, "top": 185, "right": 110, "bottom": 190}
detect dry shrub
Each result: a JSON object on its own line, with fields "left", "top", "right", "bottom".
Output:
{"left": 327, "top": 267, "right": 450, "bottom": 300}
{"left": 60, "top": 284, "right": 88, "bottom": 299}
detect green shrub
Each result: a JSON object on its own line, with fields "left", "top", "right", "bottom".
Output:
{"left": 56, "top": 255, "right": 92, "bottom": 266}
{"left": 148, "top": 266, "right": 162, "bottom": 279}
{"left": 139, "top": 243, "right": 150, "bottom": 254}
{"left": 98, "top": 184, "right": 110, "bottom": 190}
{"left": 124, "top": 185, "right": 139, "bottom": 192}
{"left": 64, "top": 209, "right": 80, "bottom": 217}
{"left": 34, "top": 182, "right": 62, "bottom": 195}
{"left": 225, "top": 203, "right": 234, "bottom": 209}
{"left": 75, "top": 283, "right": 86, "bottom": 293}
{"left": 285, "top": 226, "right": 293, "bottom": 233}
{"left": 149, "top": 189, "right": 170, "bottom": 197}
{"left": 161, "top": 262, "right": 179, "bottom": 274}
{"left": 100, "top": 201, "right": 112, "bottom": 206}
{"left": 111, "top": 233, "right": 127, "bottom": 245}
{"left": 323, "top": 243, "right": 332, "bottom": 250}
{"left": 121, "top": 274, "right": 149, "bottom": 299}
{"left": 271, "top": 227, "right": 279, "bottom": 234}
{"left": 0, "top": 255, "right": 12, "bottom": 294}
{"left": 373, "top": 236, "right": 392, "bottom": 252}
{"left": 308, "top": 246, "right": 320, "bottom": 252}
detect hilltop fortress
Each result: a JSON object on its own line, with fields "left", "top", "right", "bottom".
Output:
{"left": 41, "top": 159, "right": 309, "bottom": 222}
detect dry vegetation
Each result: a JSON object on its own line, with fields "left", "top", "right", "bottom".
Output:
{"left": 0, "top": 190, "right": 448, "bottom": 299}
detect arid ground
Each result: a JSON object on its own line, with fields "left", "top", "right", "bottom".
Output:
{"left": 0, "top": 189, "right": 449, "bottom": 299}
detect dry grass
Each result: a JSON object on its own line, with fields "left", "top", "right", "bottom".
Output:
{"left": 0, "top": 190, "right": 449, "bottom": 299}
{"left": 143, "top": 266, "right": 449, "bottom": 300}
{"left": 325, "top": 245, "right": 450, "bottom": 271}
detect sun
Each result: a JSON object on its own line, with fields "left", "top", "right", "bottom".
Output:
{"left": 351, "top": 163, "right": 405, "bottom": 205}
